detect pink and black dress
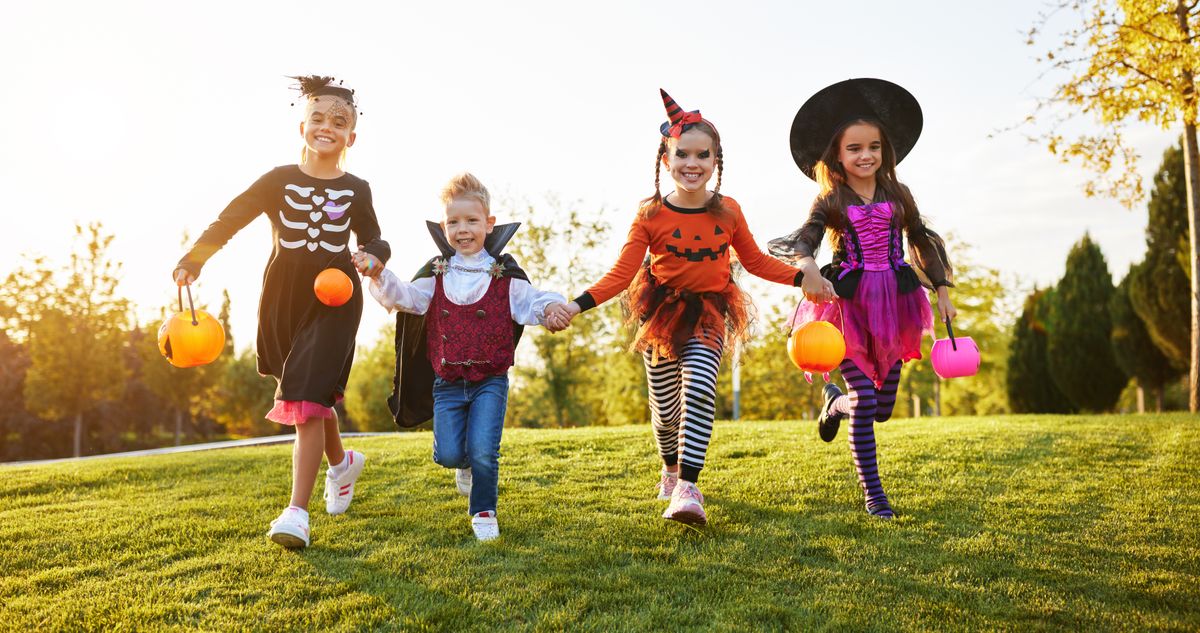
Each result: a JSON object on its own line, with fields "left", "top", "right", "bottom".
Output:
{"left": 769, "top": 186, "right": 952, "bottom": 387}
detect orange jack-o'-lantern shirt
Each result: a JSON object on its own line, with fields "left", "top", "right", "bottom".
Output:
{"left": 575, "top": 195, "right": 802, "bottom": 311}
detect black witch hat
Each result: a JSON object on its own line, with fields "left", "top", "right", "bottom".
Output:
{"left": 789, "top": 78, "right": 922, "bottom": 180}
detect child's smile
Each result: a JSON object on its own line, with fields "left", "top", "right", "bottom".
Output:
{"left": 301, "top": 96, "right": 356, "bottom": 158}
{"left": 666, "top": 129, "right": 715, "bottom": 193}
{"left": 442, "top": 197, "right": 495, "bottom": 256}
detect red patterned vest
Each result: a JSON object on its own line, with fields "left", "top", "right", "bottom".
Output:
{"left": 426, "top": 273, "right": 515, "bottom": 382}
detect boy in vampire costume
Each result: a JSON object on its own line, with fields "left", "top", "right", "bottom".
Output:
{"left": 366, "top": 172, "right": 568, "bottom": 540}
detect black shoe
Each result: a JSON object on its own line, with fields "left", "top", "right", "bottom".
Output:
{"left": 817, "top": 383, "right": 845, "bottom": 443}
{"left": 867, "top": 501, "right": 895, "bottom": 520}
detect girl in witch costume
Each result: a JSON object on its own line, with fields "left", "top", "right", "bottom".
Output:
{"left": 368, "top": 173, "right": 567, "bottom": 542}
{"left": 561, "top": 90, "right": 805, "bottom": 526}
{"left": 173, "top": 76, "right": 389, "bottom": 548}
{"left": 769, "top": 78, "right": 956, "bottom": 519}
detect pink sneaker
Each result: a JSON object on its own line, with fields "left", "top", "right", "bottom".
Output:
{"left": 663, "top": 480, "right": 707, "bottom": 526}
{"left": 656, "top": 469, "right": 679, "bottom": 501}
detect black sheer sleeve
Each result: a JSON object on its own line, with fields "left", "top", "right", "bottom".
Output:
{"left": 769, "top": 197, "right": 829, "bottom": 263}
{"left": 902, "top": 187, "right": 953, "bottom": 289}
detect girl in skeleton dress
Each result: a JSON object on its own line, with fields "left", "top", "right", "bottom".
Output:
{"left": 174, "top": 76, "right": 390, "bottom": 549}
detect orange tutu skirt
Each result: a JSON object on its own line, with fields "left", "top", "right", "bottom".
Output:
{"left": 623, "top": 266, "right": 754, "bottom": 363}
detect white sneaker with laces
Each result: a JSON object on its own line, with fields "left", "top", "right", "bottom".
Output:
{"left": 324, "top": 450, "right": 366, "bottom": 515}
{"left": 656, "top": 468, "right": 679, "bottom": 501}
{"left": 663, "top": 480, "right": 707, "bottom": 526}
{"left": 267, "top": 507, "right": 310, "bottom": 548}
{"left": 471, "top": 511, "right": 500, "bottom": 542}
{"left": 455, "top": 467, "right": 473, "bottom": 497}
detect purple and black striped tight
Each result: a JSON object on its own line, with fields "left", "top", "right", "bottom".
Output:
{"left": 832, "top": 359, "right": 903, "bottom": 517}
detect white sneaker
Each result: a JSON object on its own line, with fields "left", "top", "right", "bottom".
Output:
{"left": 455, "top": 467, "right": 473, "bottom": 497}
{"left": 663, "top": 480, "right": 707, "bottom": 526}
{"left": 267, "top": 507, "right": 310, "bottom": 548}
{"left": 324, "top": 450, "right": 366, "bottom": 515}
{"left": 471, "top": 511, "right": 499, "bottom": 542}
{"left": 656, "top": 468, "right": 679, "bottom": 501}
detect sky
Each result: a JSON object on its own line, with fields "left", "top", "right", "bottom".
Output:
{"left": 0, "top": 1, "right": 1173, "bottom": 350}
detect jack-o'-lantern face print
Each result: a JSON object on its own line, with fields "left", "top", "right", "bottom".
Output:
{"left": 665, "top": 224, "right": 729, "bottom": 261}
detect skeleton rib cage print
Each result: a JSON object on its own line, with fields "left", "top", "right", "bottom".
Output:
{"left": 278, "top": 183, "right": 355, "bottom": 253}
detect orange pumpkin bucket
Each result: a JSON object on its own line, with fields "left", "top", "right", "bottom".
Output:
{"left": 158, "top": 285, "right": 225, "bottom": 368}
{"left": 314, "top": 268, "right": 353, "bottom": 307}
{"left": 788, "top": 321, "right": 846, "bottom": 374}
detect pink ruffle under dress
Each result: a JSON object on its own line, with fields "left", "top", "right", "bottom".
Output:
{"left": 266, "top": 394, "right": 343, "bottom": 426}
{"left": 789, "top": 202, "right": 933, "bottom": 388}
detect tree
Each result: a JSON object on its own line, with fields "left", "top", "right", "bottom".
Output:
{"left": 720, "top": 304, "right": 823, "bottom": 421}
{"left": 345, "top": 325, "right": 403, "bottom": 432}
{"left": 0, "top": 331, "right": 30, "bottom": 459}
{"left": 21, "top": 224, "right": 131, "bottom": 457}
{"left": 1026, "top": 0, "right": 1200, "bottom": 410}
{"left": 1129, "top": 142, "right": 1192, "bottom": 369}
{"left": 139, "top": 290, "right": 225, "bottom": 446}
{"left": 504, "top": 197, "right": 615, "bottom": 427}
{"left": 1046, "top": 235, "right": 1127, "bottom": 411}
{"left": 1008, "top": 288, "right": 1076, "bottom": 413}
{"left": 936, "top": 241, "right": 1018, "bottom": 416}
{"left": 210, "top": 349, "right": 278, "bottom": 437}
{"left": 1113, "top": 263, "right": 1178, "bottom": 410}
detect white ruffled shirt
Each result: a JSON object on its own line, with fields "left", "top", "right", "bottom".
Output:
{"left": 369, "top": 249, "right": 564, "bottom": 327}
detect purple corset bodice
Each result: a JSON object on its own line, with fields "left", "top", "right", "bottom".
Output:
{"left": 837, "top": 202, "right": 907, "bottom": 279}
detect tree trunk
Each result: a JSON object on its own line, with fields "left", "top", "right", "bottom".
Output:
{"left": 911, "top": 394, "right": 921, "bottom": 418}
{"left": 1156, "top": 387, "right": 1164, "bottom": 413}
{"left": 73, "top": 411, "right": 82, "bottom": 458}
{"left": 1177, "top": 1, "right": 1200, "bottom": 413}
{"left": 934, "top": 378, "right": 942, "bottom": 417}
{"left": 731, "top": 349, "right": 741, "bottom": 421}
{"left": 1182, "top": 122, "right": 1200, "bottom": 413}
{"left": 1136, "top": 385, "right": 1145, "bottom": 414}
{"left": 174, "top": 408, "right": 182, "bottom": 446}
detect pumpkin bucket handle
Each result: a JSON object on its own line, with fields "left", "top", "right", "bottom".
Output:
{"left": 944, "top": 317, "right": 958, "bottom": 352}
{"left": 177, "top": 285, "right": 199, "bottom": 326}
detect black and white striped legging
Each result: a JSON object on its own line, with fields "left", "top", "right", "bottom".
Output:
{"left": 643, "top": 336, "right": 724, "bottom": 483}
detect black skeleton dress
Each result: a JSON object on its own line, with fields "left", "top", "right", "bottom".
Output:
{"left": 178, "top": 165, "right": 390, "bottom": 409}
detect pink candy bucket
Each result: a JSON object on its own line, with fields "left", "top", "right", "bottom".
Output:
{"left": 930, "top": 319, "right": 980, "bottom": 379}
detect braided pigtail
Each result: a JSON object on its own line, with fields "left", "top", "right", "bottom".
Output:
{"left": 639, "top": 138, "right": 669, "bottom": 219}
{"left": 706, "top": 146, "right": 725, "bottom": 214}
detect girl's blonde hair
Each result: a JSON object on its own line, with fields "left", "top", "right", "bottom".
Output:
{"left": 440, "top": 172, "right": 491, "bottom": 214}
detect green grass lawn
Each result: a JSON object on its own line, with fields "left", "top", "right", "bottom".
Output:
{"left": 1, "top": 414, "right": 1197, "bottom": 631}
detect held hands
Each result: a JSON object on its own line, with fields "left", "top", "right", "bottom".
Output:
{"left": 936, "top": 286, "right": 957, "bottom": 323}
{"left": 352, "top": 251, "right": 383, "bottom": 279}
{"left": 800, "top": 271, "right": 835, "bottom": 304}
{"left": 543, "top": 301, "right": 582, "bottom": 333}
{"left": 544, "top": 302, "right": 572, "bottom": 332}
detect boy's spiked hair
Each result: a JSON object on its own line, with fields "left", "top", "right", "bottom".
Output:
{"left": 440, "top": 172, "right": 491, "bottom": 214}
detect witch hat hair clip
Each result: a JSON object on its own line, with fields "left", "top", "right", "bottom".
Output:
{"left": 789, "top": 78, "right": 922, "bottom": 180}
{"left": 659, "top": 88, "right": 714, "bottom": 138}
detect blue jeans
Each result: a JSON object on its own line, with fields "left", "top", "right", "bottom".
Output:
{"left": 431, "top": 373, "right": 508, "bottom": 515}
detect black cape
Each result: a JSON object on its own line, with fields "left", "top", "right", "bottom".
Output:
{"left": 388, "top": 221, "right": 528, "bottom": 428}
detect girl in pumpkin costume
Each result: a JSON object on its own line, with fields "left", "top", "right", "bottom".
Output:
{"left": 563, "top": 90, "right": 805, "bottom": 526}
{"left": 770, "top": 78, "right": 956, "bottom": 519}
{"left": 174, "top": 77, "right": 389, "bottom": 548}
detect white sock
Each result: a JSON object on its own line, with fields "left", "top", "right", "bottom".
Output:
{"left": 329, "top": 451, "right": 351, "bottom": 476}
